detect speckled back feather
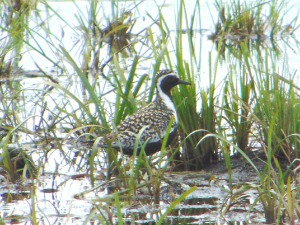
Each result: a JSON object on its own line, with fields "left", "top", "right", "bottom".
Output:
{"left": 100, "top": 97, "right": 177, "bottom": 155}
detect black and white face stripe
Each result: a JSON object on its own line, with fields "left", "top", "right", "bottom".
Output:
{"left": 158, "top": 74, "right": 181, "bottom": 91}
{"left": 156, "top": 73, "right": 179, "bottom": 122}
{"left": 155, "top": 70, "right": 191, "bottom": 92}
{"left": 155, "top": 70, "right": 191, "bottom": 123}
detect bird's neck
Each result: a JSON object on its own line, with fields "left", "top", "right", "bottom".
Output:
{"left": 155, "top": 86, "right": 178, "bottom": 122}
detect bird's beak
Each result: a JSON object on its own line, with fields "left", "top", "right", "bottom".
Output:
{"left": 178, "top": 79, "right": 192, "bottom": 85}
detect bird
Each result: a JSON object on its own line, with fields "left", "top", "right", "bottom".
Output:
{"left": 98, "top": 69, "right": 191, "bottom": 156}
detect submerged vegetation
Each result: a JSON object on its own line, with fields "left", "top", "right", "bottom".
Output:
{"left": 0, "top": 0, "right": 300, "bottom": 224}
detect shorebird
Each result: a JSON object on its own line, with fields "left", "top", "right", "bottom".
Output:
{"left": 98, "top": 69, "right": 191, "bottom": 156}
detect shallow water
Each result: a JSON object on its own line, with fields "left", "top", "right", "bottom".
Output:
{"left": 0, "top": 0, "right": 300, "bottom": 224}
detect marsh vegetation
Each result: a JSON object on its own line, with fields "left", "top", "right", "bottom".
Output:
{"left": 0, "top": 0, "right": 300, "bottom": 224}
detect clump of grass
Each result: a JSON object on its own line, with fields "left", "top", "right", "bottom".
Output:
{"left": 209, "top": 132, "right": 300, "bottom": 224}
{"left": 210, "top": 0, "right": 298, "bottom": 59}
{"left": 175, "top": 73, "right": 218, "bottom": 170}
{"left": 254, "top": 68, "right": 300, "bottom": 160}
{"left": 207, "top": 0, "right": 300, "bottom": 223}
{"left": 221, "top": 62, "right": 254, "bottom": 154}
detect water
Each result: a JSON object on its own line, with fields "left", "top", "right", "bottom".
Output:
{"left": 1, "top": 0, "right": 300, "bottom": 224}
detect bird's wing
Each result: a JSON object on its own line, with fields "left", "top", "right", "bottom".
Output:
{"left": 100, "top": 107, "right": 176, "bottom": 149}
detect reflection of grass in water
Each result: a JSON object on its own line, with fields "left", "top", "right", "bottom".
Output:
{"left": 101, "top": 10, "right": 136, "bottom": 58}
{"left": 209, "top": 0, "right": 299, "bottom": 59}
{"left": 0, "top": 0, "right": 37, "bottom": 74}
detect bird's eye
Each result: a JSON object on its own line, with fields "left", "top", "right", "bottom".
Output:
{"left": 166, "top": 75, "right": 173, "bottom": 80}
{"left": 169, "top": 76, "right": 178, "bottom": 82}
